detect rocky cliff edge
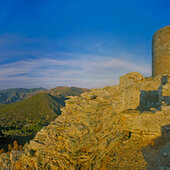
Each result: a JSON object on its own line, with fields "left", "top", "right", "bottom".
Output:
{"left": 0, "top": 72, "right": 170, "bottom": 170}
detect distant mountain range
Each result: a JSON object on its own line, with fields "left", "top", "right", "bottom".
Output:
{"left": 0, "top": 86, "right": 89, "bottom": 104}
{"left": 0, "top": 93, "right": 62, "bottom": 128}
{"left": 0, "top": 86, "right": 89, "bottom": 138}
{"left": 48, "top": 86, "right": 89, "bottom": 98}
{"left": 0, "top": 88, "right": 46, "bottom": 104}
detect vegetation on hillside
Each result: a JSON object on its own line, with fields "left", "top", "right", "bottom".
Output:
{"left": 0, "top": 88, "right": 46, "bottom": 104}
{"left": 0, "top": 86, "right": 89, "bottom": 151}
{"left": 0, "top": 93, "right": 63, "bottom": 135}
{"left": 0, "top": 86, "right": 89, "bottom": 104}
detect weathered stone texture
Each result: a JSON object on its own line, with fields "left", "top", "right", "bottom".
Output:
{"left": 152, "top": 25, "right": 170, "bottom": 77}
{"left": 0, "top": 26, "right": 170, "bottom": 169}
{"left": 0, "top": 72, "right": 167, "bottom": 170}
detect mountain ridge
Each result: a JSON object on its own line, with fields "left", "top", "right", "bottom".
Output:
{"left": 0, "top": 72, "right": 169, "bottom": 169}
{"left": 0, "top": 88, "right": 46, "bottom": 104}
{"left": 0, "top": 86, "right": 89, "bottom": 149}
{"left": 0, "top": 86, "right": 90, "bottom": 104}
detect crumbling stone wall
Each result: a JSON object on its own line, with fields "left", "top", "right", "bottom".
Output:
{"left": 152, "top": 25, "right": 170, "bottom": 77}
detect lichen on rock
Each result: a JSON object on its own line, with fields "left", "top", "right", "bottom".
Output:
{"left": 1, "top": 72, "right": 168, "bottom": 170}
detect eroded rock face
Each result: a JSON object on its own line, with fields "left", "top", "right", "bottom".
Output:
{"left": 0, "top": 72, "right": 170, "bottom": 169}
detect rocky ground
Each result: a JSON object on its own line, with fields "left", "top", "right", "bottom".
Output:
{"left": 0, "top": 72, "right": 170, "bottom": 170}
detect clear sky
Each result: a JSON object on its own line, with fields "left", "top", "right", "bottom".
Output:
{"left": 0, "top": 0, "right": 169, "bottom": 89}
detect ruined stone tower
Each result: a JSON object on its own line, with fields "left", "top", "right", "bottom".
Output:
{"left": 152, "top": 25, "right": 170, "bottom": 77}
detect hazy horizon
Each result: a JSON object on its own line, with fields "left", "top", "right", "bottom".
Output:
{"left": 0, "top": 0, "right": 169, "bottom": 89}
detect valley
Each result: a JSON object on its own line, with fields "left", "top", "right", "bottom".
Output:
{"left": 0, "top": 86, "right": 89, "bottom": 151}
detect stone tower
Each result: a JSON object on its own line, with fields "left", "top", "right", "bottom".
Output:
{"left": 152, "top": 25, "right": 170, "bottom": 77}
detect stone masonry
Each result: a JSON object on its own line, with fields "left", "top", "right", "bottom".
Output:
{"left": 152, "top": 25, "right": 170, "bottom": 77}
{"left": 0, "top": 26, "right": 170, "bottom": 170}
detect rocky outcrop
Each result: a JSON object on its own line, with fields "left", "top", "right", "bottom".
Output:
{"left": 0, "top": 72, "right": 169, "bottom": 169}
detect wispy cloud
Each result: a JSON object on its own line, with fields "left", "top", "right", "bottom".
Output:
{"left": 0, "top": 52, "right": 151, "bottom": 89}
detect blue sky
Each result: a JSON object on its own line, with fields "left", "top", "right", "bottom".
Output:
{"left": 0, "top": 0, "right": 169, "bottom": 89}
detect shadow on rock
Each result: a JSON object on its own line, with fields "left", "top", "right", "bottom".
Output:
{"left": 141, "top": 125, "right": 170, "bottom": 170}
{"left": 138, "top": 75, "right": 170, "bottom": 112}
